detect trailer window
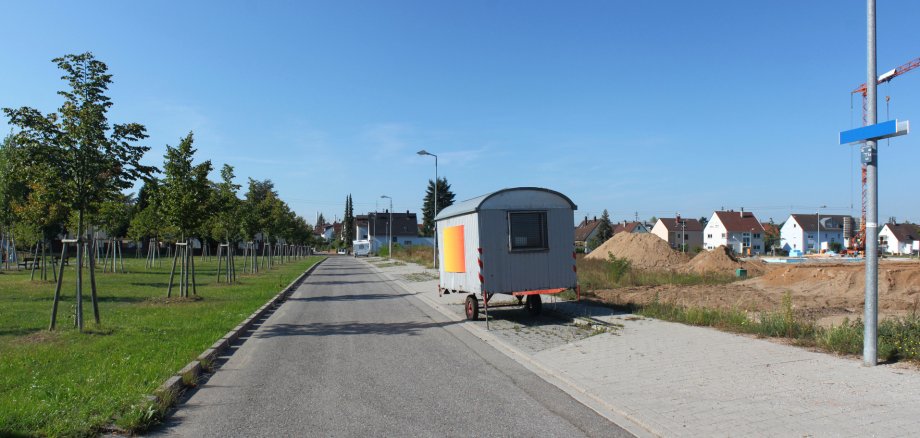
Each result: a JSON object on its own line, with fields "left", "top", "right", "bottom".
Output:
{"left": 508, "top": 211, "right": 548, "bottom": 251}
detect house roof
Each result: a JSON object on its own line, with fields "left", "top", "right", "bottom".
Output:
{"left": 435, "top": 187, "right": 577, "bottom": 221}
{"left": 789, "top": 214, "right": 852, "bottom": 233}
{"left": 368, "top": 211, "right": 419, "bottom": 237}
{"left": 712, "top": 211, "right": 766, "bottom": 233}
{"left": 612, "top": 221, "right": 644, "bottom": 234}
{"left": 575, "top": 218, "right": 601, "bottom": 241}
{"left": 884, "top": 223, "right": 920, "bottom": 243}
{"left": 657, "top": 218, "right": 703, "bottom": 232}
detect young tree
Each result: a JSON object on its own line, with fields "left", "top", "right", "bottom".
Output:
{"left": 128, "top": 179, "right": 173, "bottom": 266}
{"left": 421, "top": 177, "right": 456, "bottom": 237}
{"left": 4, "top": 52, "right": 155, "bottom": 330}
{"left": 0, "top": 136, "right": 26, "bottom": 236}
{"left": 160, "top": 132, "right": 213, "bottom": 297}
{"left": 209, "top": 164, "right": 242, "bottom": 243}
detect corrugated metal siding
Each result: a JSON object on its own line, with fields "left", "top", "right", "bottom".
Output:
{"left": 437, "top": 213, "right": 482, "bottom": 294}
{"left": 479, "top": 209, "right": 575, "bottom": 293}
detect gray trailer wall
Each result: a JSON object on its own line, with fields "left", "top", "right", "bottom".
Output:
{"left": 437, "top": 212, "right": 483, "bottom": 294}
{"left": 478, "top": 208, "right": 576, "bottom": 294}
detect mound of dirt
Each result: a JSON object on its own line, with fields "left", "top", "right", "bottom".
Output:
{"left": 585, "top": 232, "right": 690, "bottom": 270}
{"left": 680, "top": 245, "right": 767, "bottom": 275}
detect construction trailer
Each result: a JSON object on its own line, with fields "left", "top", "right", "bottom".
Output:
{"left": 434, "top": 187, "right": 578, "bottom": 320}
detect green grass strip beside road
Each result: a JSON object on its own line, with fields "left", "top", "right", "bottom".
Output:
{"left": 0, "top": 255, "right": 323, "bottom": 437}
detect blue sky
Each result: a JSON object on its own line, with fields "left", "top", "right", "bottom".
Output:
{"left": 2, "top": 1, "right": 918, "bottom": 226}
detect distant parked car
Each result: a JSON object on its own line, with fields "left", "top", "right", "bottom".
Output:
{"left": 337, "top": 249, "right": 347, "bottom": 255}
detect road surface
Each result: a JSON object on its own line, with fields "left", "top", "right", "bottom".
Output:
{"left": 157, "top": 256, "right": 629, "bottom": 437}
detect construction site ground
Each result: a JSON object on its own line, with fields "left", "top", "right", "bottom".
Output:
{"left": 592, "top": 258, "right": 920, "bottom": 327}
{"left": 585, "top": 233, "right": 920, "bottom": 327}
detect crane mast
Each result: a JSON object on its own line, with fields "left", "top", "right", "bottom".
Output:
{"left": 850, "top": 56, "right": 920, "bottom": 251}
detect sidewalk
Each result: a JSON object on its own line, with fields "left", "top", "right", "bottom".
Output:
{"left": 365, "top": 257, "right": 920, "bottom": 437}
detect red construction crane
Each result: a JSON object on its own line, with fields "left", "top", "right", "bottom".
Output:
{"left": 849, "top": 56, "right": 920, "bottom": 251}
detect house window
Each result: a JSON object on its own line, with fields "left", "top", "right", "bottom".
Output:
{"left": 508, "top": 211, "right": 548, "bottom": 251}
{"left": 707, "top": 234, "right": 713, "bottom": 238}
{"left": 721, "top": 233, "right": 726, "bottom": 238}
{"left": 754, "top": 245, "right": 761, "bottom": 250}
{"left": 753, "top": 233, "right": 761, "bottom": 238}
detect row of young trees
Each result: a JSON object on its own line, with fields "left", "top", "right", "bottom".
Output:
{"left": 1, "top": 52, "right": 315, "bottom": 330}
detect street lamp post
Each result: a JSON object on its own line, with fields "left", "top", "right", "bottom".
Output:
{"left": 381, "top": 195, "right": 392, "bottom": 259}
{"left": 417, "top": 150, "right": 438, "bottom": 268}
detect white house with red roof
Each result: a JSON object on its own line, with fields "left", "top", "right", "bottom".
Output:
{"left": 703, "top": 210, "right": 766, "bottom": 255}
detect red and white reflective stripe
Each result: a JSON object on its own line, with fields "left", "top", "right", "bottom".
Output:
{"left": 477, "top": 247, "right": 484, "bottom": 285}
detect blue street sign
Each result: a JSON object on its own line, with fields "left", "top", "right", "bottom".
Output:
{"left": 840, "top": 119, "right": 910, "bottom": 145}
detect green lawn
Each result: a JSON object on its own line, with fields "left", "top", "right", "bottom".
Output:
{"left": 0, "top": 254, "right": 323, "bottom": 437}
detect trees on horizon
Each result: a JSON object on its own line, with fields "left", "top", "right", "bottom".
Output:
{"left": 421, "top": 177, "right": 455, "bottom": 237}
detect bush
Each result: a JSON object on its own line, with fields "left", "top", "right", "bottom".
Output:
{"left": 606, "top": 255, "right": 632, "bottom": 282}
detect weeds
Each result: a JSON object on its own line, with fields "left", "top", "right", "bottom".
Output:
{"left": 577, "top": 256, "right": 736, "bottom": 290}
{"left": 387, "top": 245, "right": 435, "bottom": 269}
{"left": 624, "top": 293, "right": 920, "bottom": 364}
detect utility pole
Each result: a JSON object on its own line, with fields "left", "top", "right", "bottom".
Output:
{"left": 417, "top": 149, "right": 439, "bottom": 268}
{"left": 381, "top": 195, "right": 393, "bottom": 259}
{"left": 864, "top": 0, "right": 879, "bottom": 366}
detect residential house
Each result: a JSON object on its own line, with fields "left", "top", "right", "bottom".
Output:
{"left": 779, "top": 214, "right": 851, "bottom": 253}
{"left": 612, "top": 221, "right": 648, "bottom": 235}
{"left": 878, "top": 223, "right": 920, "bottom": 255}
{"left": 321, "top": 222, "right": 342, "bottom": 242}
{"left": 703, "top": 210, "right": 766, "bottom": 255}
{"left": 651, "top": 217, "right": 704, "bottom": 251}
{"left": 355, "top": 215, "right": 370, "bottom": 241}
{"left": 574, "top": 216, "right": 602, "bottom": 252}
{"left": 367, "top": 210, "right": 433, "bottom": 252}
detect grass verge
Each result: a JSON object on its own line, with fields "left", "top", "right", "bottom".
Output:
{"left": 0, "top": 255, "right": 322, "bottom": 437}
{"left": 388, "top": 244, "right": 435, "bottom": 269}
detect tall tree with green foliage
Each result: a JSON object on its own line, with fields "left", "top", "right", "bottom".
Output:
{"left": 595, "top": 209, "right": 614, "bottom": 242}
{"left": 160, "top": 132, "right": 212, "bottom": 297}
{"left": 0, "top": 136, "right": 27, "bottom": 236}
{"left": 343, "top": 194, "right": 355, "bottom": 244}
{"left": 161, "top": 132, "right": 212, "bottom": 238}
{"left": 314, "top": 213, "right": 326, "bottom": 239}
{"left": 3, "top": 52, "right": 155, "bottom": 330}
{"left": 421, "top": 177, "right": 455, "bottom": 237}
{"left": 209, "top": 164, "right": 242, "bottom": 243}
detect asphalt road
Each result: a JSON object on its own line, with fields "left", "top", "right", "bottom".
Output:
{"left": 156, "top": 256, "right": 630, "bottom": 437}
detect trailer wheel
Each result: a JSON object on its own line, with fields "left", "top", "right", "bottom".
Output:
{"left": 525, "top": 294, "right": 542, "bottom": 316}
{"left": 465, "top": 295, "right": 479, "bottom": 320}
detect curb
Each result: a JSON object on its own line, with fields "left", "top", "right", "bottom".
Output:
{"left": 150, "top": 258, "right": 325, "bottom": 406}
{"left": 362, "top": 259, "right": 659, "bottom": 438}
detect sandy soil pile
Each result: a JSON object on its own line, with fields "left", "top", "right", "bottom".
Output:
{"left": 680, "top": 245, "right": 767, "bottom": 275}
{"left": 585, "top": 232, "right": 690, "bottom": 270}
